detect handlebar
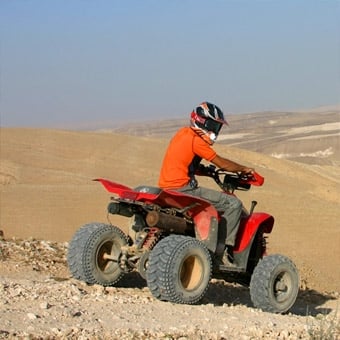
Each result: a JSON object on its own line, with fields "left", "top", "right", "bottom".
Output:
{"left": 196, "top": 164, "right": 264, "bottom": 193}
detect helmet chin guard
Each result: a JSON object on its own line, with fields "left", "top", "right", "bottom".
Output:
{"left": 190, "top": 127, "right": 217, "bottom": 145}
{"left": 209, "top": 132, "right": 217, "bottom": 142}
{"left": 190, "top": 102, "right": 228, "bottom": 143}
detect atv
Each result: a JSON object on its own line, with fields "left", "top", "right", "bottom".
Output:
{"left": 67, "top": 165, "right": 299, "bottom": 313}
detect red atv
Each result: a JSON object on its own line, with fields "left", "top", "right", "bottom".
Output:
{"left": 67, "top": 165, "right": 299, "bottom": 313}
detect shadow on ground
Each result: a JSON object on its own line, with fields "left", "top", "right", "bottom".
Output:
{"left": 205, "top": 282, "right": 337, "bottom": 316}
{"left": 115, "top": 272, "right": 338, "bottom": 317}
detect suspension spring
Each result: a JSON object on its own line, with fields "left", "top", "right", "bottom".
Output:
{"left": 142, "top": 227, "right": 161, "bottom": 250}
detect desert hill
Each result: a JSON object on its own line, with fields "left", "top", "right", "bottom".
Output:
{"left": 0, "top": 126, "right": 339, "bottom": 293}
{"left": 107, "top": 107, "right": 340, "bottom": 167}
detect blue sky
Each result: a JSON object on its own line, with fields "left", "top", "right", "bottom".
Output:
{"left": 1, "top": 0, "right": 339, "bottom": 128}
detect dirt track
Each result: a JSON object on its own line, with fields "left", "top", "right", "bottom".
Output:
{"left": 0, "top": 238, "right": 339, "bottom": 339}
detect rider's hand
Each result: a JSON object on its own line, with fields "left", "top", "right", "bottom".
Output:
{"left": 241, "top": 167, "right": 254, "bottom": 175}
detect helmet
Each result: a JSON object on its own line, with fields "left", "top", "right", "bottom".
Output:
{"left": 190, "top": 102, "right": 228, "bottom": 144}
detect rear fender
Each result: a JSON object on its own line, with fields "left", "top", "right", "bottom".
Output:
{"left": 234, "top": 213, "right": 274, "bottom": 253}
{"left": 95, "top": 179, "right": 214, "bottom": 209}
{"left": 95, "top": 178, "right": 132, "bottom": 194}
{"left": 95, "top": 179, "right": 219, "bottom": 250}
{"left": 94, "top": 179, "right": 158, "bottom": 201}
{"left": 95, "top": 179, "right": 217, "bottom": 221}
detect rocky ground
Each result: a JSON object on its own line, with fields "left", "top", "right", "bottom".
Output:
{"left": 0, "top": 238, "right": 339, "bottom": 340}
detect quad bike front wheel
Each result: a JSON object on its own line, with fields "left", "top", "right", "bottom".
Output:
{"left": 146, "top": 235, "right": 212, "bottom": 304}
{"left": 67, "top": 223, "right": 129, "bottom": 286}
{"left": 249, "top": 254, "right": 299, "bottom": 313}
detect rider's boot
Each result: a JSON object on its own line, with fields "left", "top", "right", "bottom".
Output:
{"left": 222, "top": 245, "right": 236, "bottom": 267}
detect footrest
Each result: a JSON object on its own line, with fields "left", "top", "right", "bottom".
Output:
{"left": 218, "top": 264, "right": 245, "bottom": 273}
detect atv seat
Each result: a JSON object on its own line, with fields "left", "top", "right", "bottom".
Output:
{"left": 134, "top": 185, "right": 162, "bottom": 195}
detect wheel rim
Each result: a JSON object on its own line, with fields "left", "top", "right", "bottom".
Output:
{"left": 96, "top": 240, "right": 120, "bottom": 274}
{"left": 272, "top": 270, "right": 294, "bottom": 303}
{"left": 137, "top": 251, "right": 149, "bottom": 279}
{"left": 179, "top": 255, "right": 203, "bottom": 291}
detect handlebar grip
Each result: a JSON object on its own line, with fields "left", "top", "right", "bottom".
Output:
{"left": 250, "top": 172, "right": 264, "bottom": 186}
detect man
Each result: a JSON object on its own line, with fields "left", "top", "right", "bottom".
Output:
{"left": 158, "top": 101, "right": 254, "bottom": 265}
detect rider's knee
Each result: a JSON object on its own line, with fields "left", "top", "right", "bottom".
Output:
{"left": 227, "top": 196, "right": 242, "bottom": 211}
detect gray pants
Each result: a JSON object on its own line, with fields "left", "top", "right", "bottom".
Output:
{"left": 177, "top": 185, "right": 243, "bottom": 247}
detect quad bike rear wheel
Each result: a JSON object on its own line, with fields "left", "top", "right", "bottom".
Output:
{"left": 67, "top": 223, "right": 99, "bottom": 281}
{"left": 146, "top": 235, "right": 212, "bottom": 304}
{"left": 67, "top": 223, "right": 129, "bottom": 286}
{"left": 249, "top": 254, "right": 299, "bottom": 313}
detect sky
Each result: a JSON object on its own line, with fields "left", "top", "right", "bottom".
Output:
{"left": 0, "top": 0, "right": 339, "bottom": 128}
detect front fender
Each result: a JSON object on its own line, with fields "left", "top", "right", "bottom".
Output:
{"left": 234, "top": 213, "right": 274, "bottom": 253}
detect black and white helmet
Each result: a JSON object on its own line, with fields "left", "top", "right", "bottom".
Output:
{"left": 190, "top": 102, "right": 228, "bottom": 144}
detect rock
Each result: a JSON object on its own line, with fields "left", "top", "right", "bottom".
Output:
{"left": 27, "top": 313, "right": 37, "bottom": 320}
{"left": 39, "top": 301, "right": 51, "bottom": 309}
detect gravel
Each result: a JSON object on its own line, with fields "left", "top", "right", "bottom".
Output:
{"left": 0, "top": 238, "right": 339, "bottom": 339}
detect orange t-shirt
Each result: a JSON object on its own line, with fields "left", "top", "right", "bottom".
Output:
{"left": 158, "top": 127, "right": 216, "bottom": 188}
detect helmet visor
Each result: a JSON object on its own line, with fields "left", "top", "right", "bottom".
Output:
{"left": 204, "top": 119, "right": 223, "bottom": 135}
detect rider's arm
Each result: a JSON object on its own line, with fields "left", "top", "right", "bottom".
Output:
{"left": 211, "top": 154, "right": 254, "bottom": 174}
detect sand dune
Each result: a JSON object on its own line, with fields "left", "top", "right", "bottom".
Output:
{"left": 0, "top": 126, "right": 339, "bottom": 293}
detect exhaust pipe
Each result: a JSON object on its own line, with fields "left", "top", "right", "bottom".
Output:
{"left": 107, "top": 202, "right": 134, "bottom": 217}
{"left": 146, "top": 211, "right": 188, "bottom": 233}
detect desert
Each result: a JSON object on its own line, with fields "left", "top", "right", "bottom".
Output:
{"left": 0, "top": 108, "right": 339, "bottom": 339}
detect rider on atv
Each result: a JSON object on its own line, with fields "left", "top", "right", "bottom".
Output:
{"left": 68, "top": 101, "right": 299, "bottom": 313}
{"left": 158, "top": 102, "right": 255, "bottom": 266}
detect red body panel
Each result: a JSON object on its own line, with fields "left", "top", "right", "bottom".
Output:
{"left": 95, "top": 179, "right": 210, "bottom": 209}
{"left": 95, "top": 178, "right": 273, "bottom": 247}
{"left": 94, "top": 179, "right": 156, "bottom": 201}
{"left": 234, "top": 213, "right": 274, "bottom": 253}
{"left": 95, "top": 178, "right": 218, "bottom": 239}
